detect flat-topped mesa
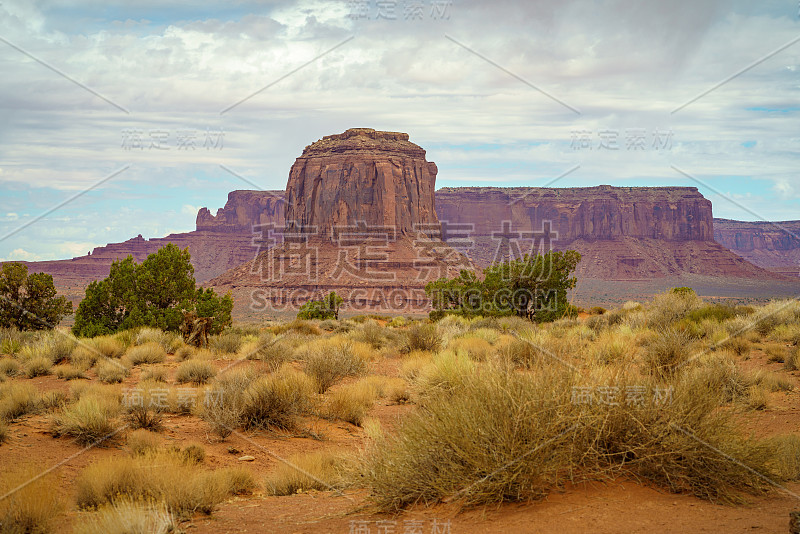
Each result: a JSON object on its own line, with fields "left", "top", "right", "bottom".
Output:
{"left": 285, "top": 128, "right": 439, "bottom": 238}
{"left": 435, "top": 185, "right": 713, "bottom": 242}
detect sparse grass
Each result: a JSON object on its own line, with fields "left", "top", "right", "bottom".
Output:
{"left": 323, "top": 380, "right": 377, "bottom": 426}
{"left": 52, "top": 393, "right": 120, "bottom": 444}
{"left": 264, "top": 450, "right": 347, "bottom": 496}
{"left": 0, "top": 381, "right": 41, "bottom": 421}
{"left": 0, "top": 466, "right": 63, "bottom": 533}
{"left": 24, "top": 355, "right": 53, "bottom": 377}
{"left": 72, "top": 499, "right": 177, "bottom": 534}
{"left": 240, "top": 366, "right": 315, "bottom": 431}
{"left": 175, "top": 360, "right": 216, "bottom": 384}
{"left": 271, "top": 319, "right": 321, "bottom": 336}
{"left": 303, "top": 339, "right": 367, "bottom": 393}
{"left": 75, "top": 450, "right": 255, "bottom": 519}
{"left": 96, "top": 359, "right": 129, "bottom": 383}
{"left": 125, "top": 342, "right": 167, "bottom": 366}
{"left": 401, "top": 323, "right": 441, "bottom": 353}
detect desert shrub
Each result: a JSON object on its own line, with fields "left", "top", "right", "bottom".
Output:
{"left": 303, "top": 339, "right": 367, "bottom": 393}
{"left": 770, "top": 324, "right": 800, "bottom": 345}
{"left": 0, "top": 381, "right": 41, "bottom": 421}
{"left": 591, "top": 332, "right": 632, "bottom": 365}
{"left": 89, "top": 336, "right": 125, "bottom": 359}
{"left": 177, "top": 443, "right": 206, "bottom": 464}
{"left": 354, "top": 320, "right": 388, "bottom": 349}
{"left": 72, "top": 499, "right": 177, "bottom": 534}
{"left": 0, "top": 356, "right": 21, "bottom": 376}
{"left": 767, "top": 434, "right": 800, "bottom": 481}
{"left": 388, "top": 316, "right": 407, "bottom": 328}
{"left": 412, "top": 350, "right": 475, "bottom": 401}
{"left": 265, "top": 450, "right": 346, "bottom": 496}
{"left": 174, "top": 345, "right": 194, "bottom": 361}
{"left": 209, "top": 331, "right": 243, "bottom": 355}
{"left": 125, "top": 342, "right": 166, "bottom": 366}
{"left": 785, "top": 347, "right": 800, "bottom": 371}
{"left": 75, "top": 451, "right": 252, "bottom": 518}
{"left": 201, "top": 368, "right": 258, "bottom": 439}
{"left": 0, "top": 467, "right": 63, "bottom": 533}
{"left": 52, "top": 393, "right": 120, "bottom": 444}
{"left": 141, "top": 366, "right": 167, "bottom": 382}
{"left": 272, "top": 319, "right": 321, "bottom": 336}
{"left": 765, "top": 344, "right": 787, "bottom": 363}
{"left": 127, "top": 428, "right": 162, "bottom": 456}
{"left": 401, "top": 323, "right": 441, "bottom": 353}
{"left": 750, "top": 370, "right": 793, "bottom": 392}
{"left": 31, "top": 334, "right": 78, "bottom": 364}
{"left": 362, "top": 362, "right": 776, "bottom": 511}
{"left": 175, "top": 360, "right": 216, "bottom": 385}
{"left": 323, "top": 381, "right": 376, "bottom": 426}
{"left": 449, "top": 336, "right": 494, "bottom": 361}
{"left": 0, "top": 419, "right": 8, "bottom": 444}
{"left": 589, "top": 306, "right": 607, "bottom": 315}
{"left": 247, "top": 337, "right": 292, "bottom": 372}
{"left": 24, "top": 355, "right": 53, "bottom": 377}
{"left": 646, "top": 289, "right": 703, "bottom": 329}
{"left": 54, "top": 363, "right": 87, "bottom": 380}
{"left": 96, "top": 359, "right": 129, "bottom": 383}
{"left": 643, "top": 328, "right": 692, "bottom": 377}
{"left": 125, "top": 403, "right": 164, "bottom": 432}
{"left": 721, "top": 336, "right": 751, "bottom": 357}
{"left": 745, "top": 385, "right": 769, "bottom": 410}
{"left": 240, "top": 367, "right": 315, "bottom": 430}
{"left": 686, "top": 305, "right": 737, "bottom": 324}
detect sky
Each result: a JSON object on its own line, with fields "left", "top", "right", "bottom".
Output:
{"left": 0, "top": 0, "right": 798, "bottom": 261}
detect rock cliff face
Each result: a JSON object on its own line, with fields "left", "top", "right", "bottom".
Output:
{"left": 435, "top": 185, "right": 713, "bottom": 241}
{"left": 196, "top": 190, "right": 285, "bottom": 233}
{"left": 210, "top": 129, "right": 466, "bottom": 311}
{"left": 284, "top": 128, "right": 439, "bottom": 238}
{"left": 714, "top": 219, "right": 800, "bottom": 275}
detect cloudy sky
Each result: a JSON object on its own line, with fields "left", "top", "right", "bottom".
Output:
{"left": 0, "top": 0, "right": 798, "bottom": 261}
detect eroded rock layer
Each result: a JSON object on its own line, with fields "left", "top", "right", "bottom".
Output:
{"left": 714, "top": 219, "right": 800, "bottom": 276}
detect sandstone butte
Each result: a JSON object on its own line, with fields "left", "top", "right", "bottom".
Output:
{"left": 16, "top": 128, "right": 800, "bottom": 308}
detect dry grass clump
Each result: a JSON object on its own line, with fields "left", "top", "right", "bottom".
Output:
{"left": 643, "top": 328, "right": 693, "bottom": 377}
{"left": 126, "top": 428, "right": 162, "bottom": 455}
{"left": 246, "top": 337, "right": 292, "bottom": 372}
{"left": 303, "top": 338, "right": 367, "bottom": 393}
{"left": 240, "top": 366, "right": 315, "bottom": 431}
{"left": 175, "top": 360, "right": 216, "bottom": 384}
{"left": 449, "top": 336, "right": 494, "bottom": 361}
{"left": 0, "top": 381, "right": 41, "bottom": 421}
{"left": 96, "top": 359, "right": 129, "bottom": 383}
{"left": 141, "top": 366, "right": 167, "bottom": 382}
{"left": 125, "top": 342, "right": 167, "bottom": 366}
{"left": 134, "top": 328, "right": 181, "bottom": 352}
{"left": 323, "top": 380, "right": 377, "bottom": 426}
{"left": 0, "top": 356, "right": 22, "bottom": 376}
{"left": 75, "top": 450, "right": 255, "bottom": 518}
{"left": 272, "top": 319, "right": 322, "bottom": 336}
{"left": 52, "top": 392, "right": 120, "bottom": 444}
{"left": 785, "top": 347, "right": 800, "bottom": 371}
{"left": 720, "top": 335, "right": 751, "bottom": 356}
{"left": 72, "top": 499, "right": 177, "bottom": 534}
{"left": 401, "top": 323, "right": 442, "bottom": 353}
{"left": 745, "top": 385, "right": 769, "bottom": 410}
{"left": 362, "top": 361, "right": 778, "bottom": 511}
{"left": 201, "top": 367, "right": 259, "bottom": 439}
{"left": 54, "top": 363, "right": 88, "bottom": 380}
{"left": 591, "top": 331, "right": 633, "bottom": 365}
{"left": 411, "top": 350, "right": 475, "bottom": 401}
{"left": 88, "top": 336, "right": 125, "bottom": 359}
{"left": 0, "top": 466, "right": 64, "bottom": 533}
{"left": 24, "top": 355, "right": 53, "bottom": 377}
{"left": 264, "top": 450, "right": 347, "bottom": 496}
{"left": 646, "top": 289, "right": 703, "bottom": 329}
{"left": 766, "top": 434, "right": 800, "bottom": 481}
{"left": 0, "top": 419, "right": 8, "bottom": 444}
{"left": 210, "top": 331, "right": 243, "bottom": 355}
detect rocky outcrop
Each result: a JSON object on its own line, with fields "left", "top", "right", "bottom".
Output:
{"left": 284, "top": 128, "right": 439, "bottom": 238}
{"left": 714, "top": 219, "right": 800, "bottom": 275}
{"left": 196, "top": 190, "right": 285, "bottom": 233}
{"left": 210, "top": 129, "right": 467, "bottom": 312}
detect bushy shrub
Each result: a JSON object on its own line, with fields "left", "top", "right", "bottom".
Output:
{"left": 96, "top": 359, "right": 129, "bottom": 383}
{"left": 643, "top": 328, "right": 693, "bottom": 377}
{"left": 175, "top": 360, "right": 216, "bottom": 384}
{"left": 125, "top": 342, "right": 166, "bottom": 365}
{"left": 0, "top": 381, "right": 41, "bottom": 421}
{"left": 209, "top": 331, "right": 243, "bottom": 355}
{"left": 52, "top": 393, "right": 120, "bottom": 444}
{"left": 240, "top": 367, "right": 315, "bottom": 430}
{"left": 400, "top": 323, "right": 441, "bottom": 353}
{"left": 323, "top": 380, "right": 376, "bottom": 426}
{"left": 303, "top": 339, "right": 367, "bottom": 393}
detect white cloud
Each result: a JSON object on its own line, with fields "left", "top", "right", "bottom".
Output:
{"left": 2, "top": 248, "right": 44, "bottom": 261}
